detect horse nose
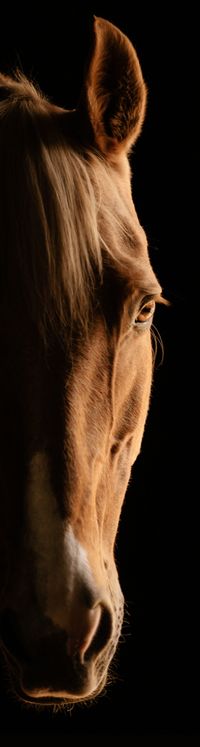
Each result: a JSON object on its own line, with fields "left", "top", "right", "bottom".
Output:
{"left": 0, "top": 599, "right": 112, "bottom": 668}
{"left": 0, "top": 601, "right": 113, "bottom": 699}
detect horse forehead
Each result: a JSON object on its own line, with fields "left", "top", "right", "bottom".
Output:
{"left": 102, "top": 157, "right": 151, "bottom": 260}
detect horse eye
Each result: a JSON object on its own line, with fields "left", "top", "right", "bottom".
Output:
{"left": 135, "top": 300, "right": 156, "bottom": 326}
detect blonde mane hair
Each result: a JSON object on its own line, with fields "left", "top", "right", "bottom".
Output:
{"left": 0, "top": 71, "right": 136, "bottom": 338}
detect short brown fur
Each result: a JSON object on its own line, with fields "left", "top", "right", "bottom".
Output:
{"left": 0, "top": 18, "right": 162, "bottom": 706}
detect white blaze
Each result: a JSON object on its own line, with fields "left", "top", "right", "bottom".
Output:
{"left": 26, "top": 451, "right": 95, "bottom": 630}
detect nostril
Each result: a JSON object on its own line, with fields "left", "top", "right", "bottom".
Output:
{"left": 66, "top": 603, "right": 113, "bottom": 663}
{"left": 82, "top": 605, "right": 112, "bottom": 663}
{"left": 67, "top": 604, "right": 101, "bottom": 660}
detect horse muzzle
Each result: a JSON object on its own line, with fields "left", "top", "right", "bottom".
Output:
{"left": 0, "top": 596, "right": 116, "bottom": 703}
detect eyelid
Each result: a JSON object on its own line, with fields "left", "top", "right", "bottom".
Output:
{"left": 139, "top": 293, "right": 162, "bottom": 308}
{"left": 139, "top": 292, "right": 169, "bottom": 308}
{"left": 139, "top": 297, "right": 153, "bottom": 311}
{"left": 136, "top": 292, "right": 168, "bottom": 316}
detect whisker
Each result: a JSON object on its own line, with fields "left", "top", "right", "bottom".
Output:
{"left": 151, "top": 323, "right": 165, "bottom": 367}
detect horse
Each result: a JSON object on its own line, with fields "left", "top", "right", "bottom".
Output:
{"left": 0, "top": 17, "right": 163, "bottom": 706}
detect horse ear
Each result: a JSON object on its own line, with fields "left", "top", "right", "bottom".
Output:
{"left": 79, "top": 16, "right": 147, "bottom": 159}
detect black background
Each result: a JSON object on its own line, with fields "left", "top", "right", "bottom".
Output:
{"left": 0, "top": 1, "right": 198, "bottom": 737}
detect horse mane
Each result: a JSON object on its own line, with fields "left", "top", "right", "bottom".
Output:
{"left": 0, "top": 71, "right": 137, "bottom": 339}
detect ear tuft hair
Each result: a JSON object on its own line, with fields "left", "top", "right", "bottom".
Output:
{"left": 80, "top": 16, "right": 147, "bottom": 159}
